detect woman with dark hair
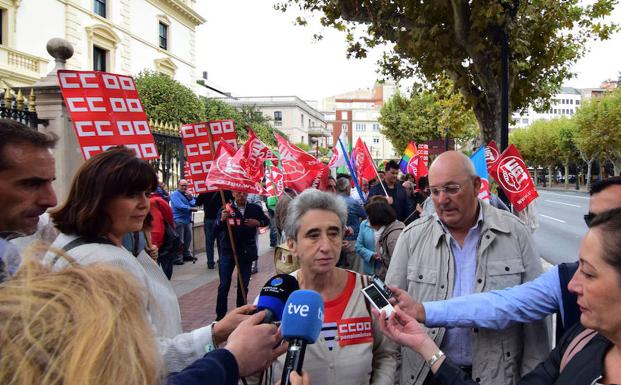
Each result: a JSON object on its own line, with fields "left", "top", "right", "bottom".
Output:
{"left": 366, "top": 200, "right": 404, "bottom": 280}
{"left": 43, "top": 147, "right": 245, "bottom": 373}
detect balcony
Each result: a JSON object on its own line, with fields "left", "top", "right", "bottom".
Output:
{"left": 0, "top": 46, "right": 49, "bottom": 86}
{"left": 307, "top": 126, "right": 330, "bottom": 137}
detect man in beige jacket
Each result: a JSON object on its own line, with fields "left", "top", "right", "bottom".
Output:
{"left": 386, "top": 151, "right": 549, "bottom": 385}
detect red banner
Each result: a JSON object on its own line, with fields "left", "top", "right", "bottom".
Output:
{"left": 57, "top": 70, "right": 158, "bottom": 160}
{"left": 495, "top": 145, "right": 538, "bottom": 211}
{"left": 353, "top": 138, "right": 376, "bottom": 181}
{"left": 180, "top": 120, "right": 238, "bottom": 194}
{"left": 417, "top": 144, "right": 429, "bottom": 167}
{"left": 205, "top": 141, "right": 266, "bottom": 195}
{"left": 276, "top": 134, "right": 328, "bottom": 192}
{"left": 241, "top": 129, "right": 272, "bottom": 181}
{"left": 416, "top": 153, "right": 429, "bottom": 181}
{"left": 485, "top": 140, "right": 501, "bottom": 181}
{"left": 183, "top": 163, "right": 195, "bottom": 195}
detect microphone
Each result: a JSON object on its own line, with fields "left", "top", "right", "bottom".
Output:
{"left": 280, "top": 290, "right": 324, "bottom": 385}
{"left": 255, "top": 274, "right": 300, "bottom": 323}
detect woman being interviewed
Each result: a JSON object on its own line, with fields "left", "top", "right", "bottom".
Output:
{"left": 378, "top": 207, "right": 621, "bottom": 385}
{"left": 269, "top": 189, "right": 397, "bottom": 385}
{"left": 44, "top": 147, "right": 243, "bottom": 373}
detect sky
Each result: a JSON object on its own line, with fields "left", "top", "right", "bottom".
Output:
{"left": 195, "top": 0, "right": 621, "bottom": 102}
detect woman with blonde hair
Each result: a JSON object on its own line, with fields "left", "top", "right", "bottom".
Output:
{"left": 0, "top": 256, "right": 162, "bottom": 385}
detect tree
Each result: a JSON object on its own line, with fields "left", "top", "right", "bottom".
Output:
{"left": 204, "top": 99, "right": 278, "bottom": 147}
{"left": 277, "top": 0, "right": 617, "bottom": 144}
{"left": 379, "top": 78, "right": 478, "bottom": 153}
{"left": 135, "top": 70, "right": 205, "bottom": 124}
{"left": 529, "top": 119, "right": 562, "bottom": 186}
{"left": 555, "top": 118, "right": 580, "bottom": 189}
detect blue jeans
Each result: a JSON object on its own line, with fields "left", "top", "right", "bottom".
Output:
{"left": 203, "top": 218, "right": 218, "bottom": 266}
{"left": 216, "top": 252, "right": 251, "bottom": 320}
{"left": 174, "top": 222, "right": 193, "bottom": 261}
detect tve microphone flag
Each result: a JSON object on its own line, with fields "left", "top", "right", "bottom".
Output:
{"left": 280, "top": 290, "right": 324, "bottom": 385}
{"left": 256, "top": 274, "right": 300, "bottom": 323}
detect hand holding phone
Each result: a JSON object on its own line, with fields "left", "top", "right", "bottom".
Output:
{"left": 362, "top": 278, "right": 395, "bottom": 319}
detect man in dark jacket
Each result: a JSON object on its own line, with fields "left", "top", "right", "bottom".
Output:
{"left": 214, "top": 190, "right": 269, "bottom": 320}
{"left": 196, "top": 190, "right": 233, "bottom": 269}
{"left": 368, "top": 160, "right": 411, "bottom": 221}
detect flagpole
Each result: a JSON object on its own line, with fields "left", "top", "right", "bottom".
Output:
{"left": 338, "top": 138, "right": 364, "bottom": 202}
{"left": 206, "top": 127, "right": 247, "bottom": 303}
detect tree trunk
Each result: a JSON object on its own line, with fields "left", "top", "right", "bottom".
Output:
{"left": 472, "top": 95, "right": 501, "bottom": 145}
{"left": 586, "top": 160, "right": 593, "bottom": 191}
{"left": 547, "top": 165, "right": 554, "bottom": 187}
{"left": 564, "top": 162, "right": 570, "bottom": 190}
{"left": 614, "top": 158, "right": 621, "bottom": 176}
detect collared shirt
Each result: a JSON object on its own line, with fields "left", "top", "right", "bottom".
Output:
{"left": 170, "top": 190, "right": 196, "bottom": 224}
{"left": 435, "top": 206, "right": 484, "bottom": 367}
{"left": 423, "top": 265, "right": 563, "bottom": 330}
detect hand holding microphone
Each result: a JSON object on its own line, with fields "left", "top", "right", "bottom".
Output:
{"left": 255, "top": 274, "right": 300, "bottom": 324}
{"left": 280, "top": 290, "right": 324, "bottom": 385}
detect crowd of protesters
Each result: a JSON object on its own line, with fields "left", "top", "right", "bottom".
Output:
{"left": 2, "top": 118, "right": 621, "bottom": 385}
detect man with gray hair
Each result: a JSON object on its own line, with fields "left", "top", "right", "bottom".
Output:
{"left": 336, "top": 176, "right": 366, "bottom": 272}
{"left": 386, "top": 151, "right": 549, "bottom": 385}
{"left": 0, "top": 119, "right": 58, "bottom": 281}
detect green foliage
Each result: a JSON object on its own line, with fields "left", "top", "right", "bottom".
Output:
{"left": 575, "top": 88, "right": 621, "bottom": 174}
{"left": 277, "top": 0, "right": 617, "bottom": 143}
{"left": 204, "top": 99, "right": 277, "bottom": 147}
{"left": 295, "top": 142, "right": 311, "bottom": 151}
{"left": 510, "top": 117, "right": 577, "bottom": 169}
{"left": 379, "top": 78, "right": 478, "bottom": 153}
{"left": 135, "top": 70, "right": 205, "bottom": 124}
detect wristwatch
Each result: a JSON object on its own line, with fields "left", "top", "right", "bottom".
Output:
{"left": 427, "top": 350, "right": 445, "bottom": 367}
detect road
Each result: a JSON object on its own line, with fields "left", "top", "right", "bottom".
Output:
{"left": 532, "top": 189, "right": 589, "bottom": 265}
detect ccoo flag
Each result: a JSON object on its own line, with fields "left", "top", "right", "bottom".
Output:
{"left": 470, "top": 146, "right": 491, "bottom": 202}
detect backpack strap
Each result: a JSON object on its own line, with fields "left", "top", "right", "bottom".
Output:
{"left": 559, "top": 328, "right": 598, "bottom": 373}
{"left": 51, "top": 236, "right": 116, "bottom": 266}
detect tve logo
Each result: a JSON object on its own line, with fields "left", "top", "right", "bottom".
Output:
{"left": 287, "top": 303, "right": 310, "bottom": 317}
{"left": 287, "top": 302, "right": 324, "bottom": 321}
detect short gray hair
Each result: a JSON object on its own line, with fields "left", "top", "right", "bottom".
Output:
{"left": 336, "top": 177, "right": 350, "bottom": 193}
{"left": 283, "top": 189, "right": 348, "bottom": 241}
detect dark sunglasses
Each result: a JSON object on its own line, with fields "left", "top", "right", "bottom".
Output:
{"left": 584, "top": 212, "right": 595, "bottom": 227}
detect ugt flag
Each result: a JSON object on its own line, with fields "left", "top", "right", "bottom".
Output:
{"left": 352, "top": 138, "right": 377, "bottom": 181}
{"left": 470, "top": 146, "right": 491, "bottom": 202}
{"left": 495, "top": 144, "right": 539, "bottom": 212}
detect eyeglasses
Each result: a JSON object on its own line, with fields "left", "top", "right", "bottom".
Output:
{"left": 429, "top": 184, "right": 463, "bottom": 197}
{"left": 584, "top": 212, "right": 595, "bottom": 227}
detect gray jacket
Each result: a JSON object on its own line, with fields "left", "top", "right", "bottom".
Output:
{"left": 386, "top": 201, "right": 550, "bottom": 385}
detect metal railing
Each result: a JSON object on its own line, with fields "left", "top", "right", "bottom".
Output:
{"left": 0, "top": 87, "right": 39, "bottom": 129}
{"left": 149, "top": 120, "right": 185, "bottom": 193}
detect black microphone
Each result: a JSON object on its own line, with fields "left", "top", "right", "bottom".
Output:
{"left": 279, "top": 290, "right": 324, "bottom": 385}
{"left": 254, "top": 274, "right": 299, "bottom": 323}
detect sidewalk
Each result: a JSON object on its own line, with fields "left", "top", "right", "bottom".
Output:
{"left": 171, "top": 232, "right": 277, "bottom": 332}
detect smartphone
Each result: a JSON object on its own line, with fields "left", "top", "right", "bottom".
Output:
{"left": 362, "top": 283, "right": 395, "bottom": 319}
{"left": 372, "top": 275, "right": 393, "bottom": 300}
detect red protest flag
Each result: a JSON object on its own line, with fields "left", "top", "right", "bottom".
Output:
{"left": 240, "top": 128, "right": 273, "bottom": 181}
{"left": 57, "top": 70, "right": 158, "bottom": 160}
{"left": 495, "top": 144, "right": 538, "bottom": 211}
{"left": 485, "top": 140, "right": 502, "bottom": 181}
{"left": 180, "top": 120, "right": 238, "bottom": 194}
{"left": 353, "top": 138, "right": 377, "bottom": 181}
{"left": 416, "top": 153, "right": 429, "bottom": 181}
{"left": 205, "top": 140, "right": 267, "bottom": 195}
{"left": 275, "top": 134, "right": 327, "bottom": 192}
